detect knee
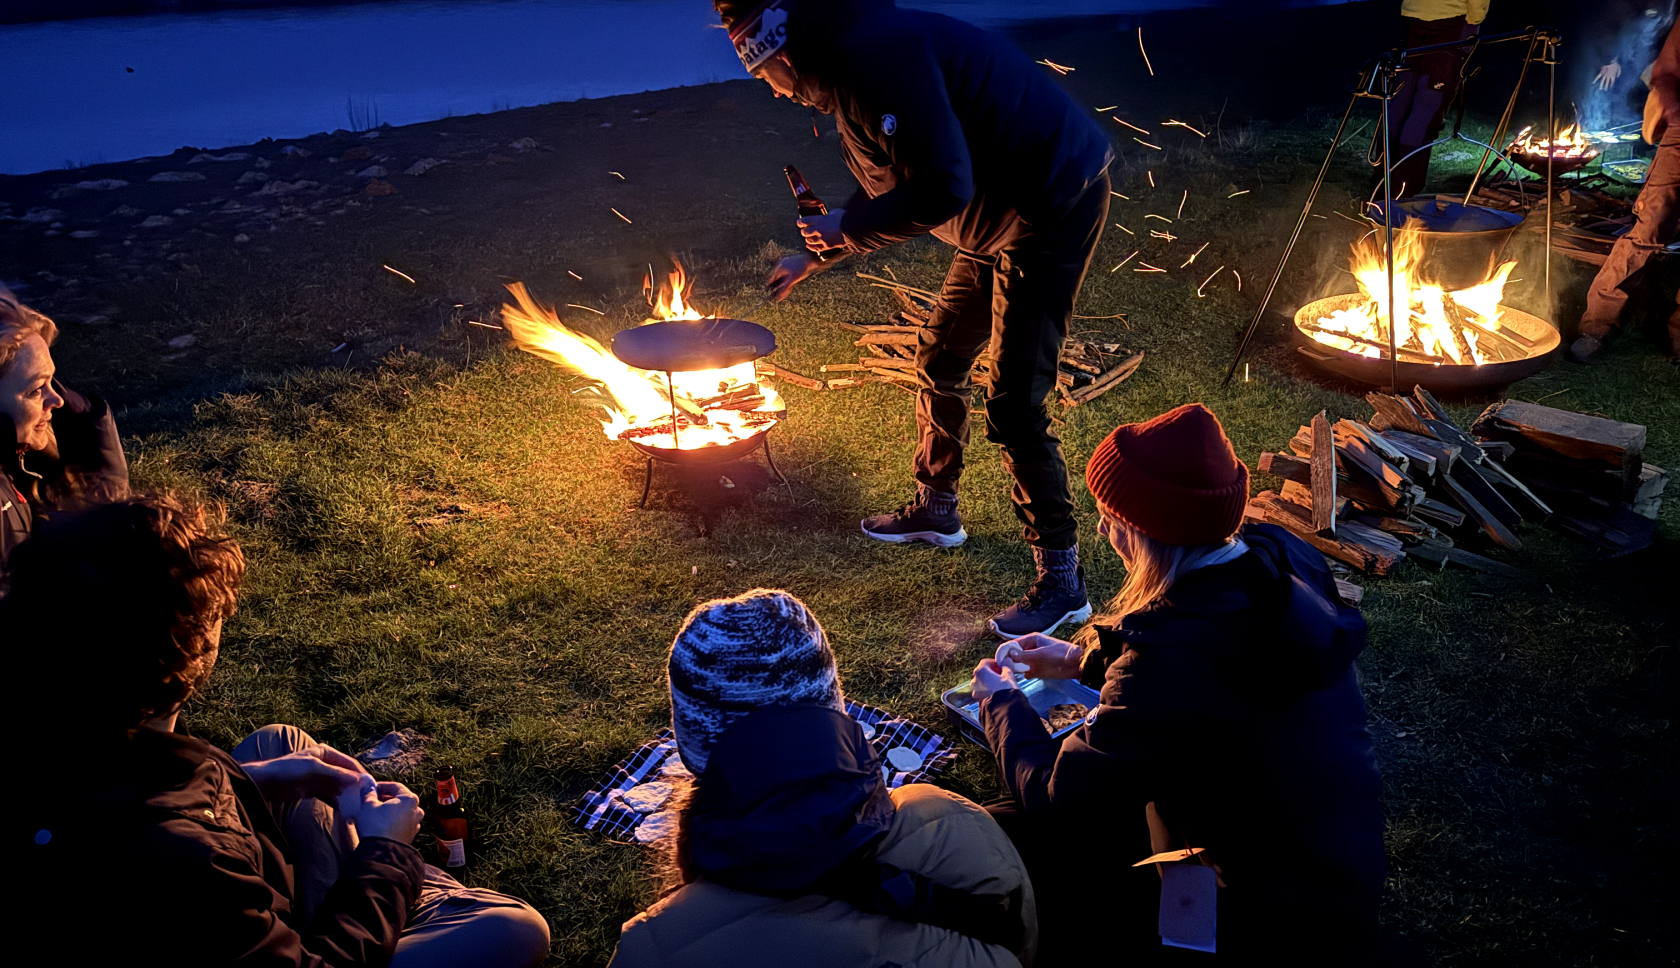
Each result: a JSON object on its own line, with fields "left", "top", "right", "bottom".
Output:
{"left": 477, "top": 903, "right": 553, "bottom": 968}
{"left": 231, "top": 723, "right": 315, "bottom": 764}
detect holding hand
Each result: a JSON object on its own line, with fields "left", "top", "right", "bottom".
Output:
{"left": 997, "top": 632, "right": 1084, "bottom": 681}
{"left": 243, "top": 745, "right": 368, "bottom": 804}
{"left": 971, "top": 658, "right": 1020, "bottom": 701}
{"left": 767, "top": 251, "right": 823, "bottom": 301}
{"left": 796, "top": 208, "right": 847, "bottom": 252}
{"left": 354, "top": 780, "right": 425, "bottom": 844}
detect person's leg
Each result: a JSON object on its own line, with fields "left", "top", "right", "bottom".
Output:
{"left": 232, "top": 724, "right": 355, "bottom": 925}
{"left": 391, "top": 866, "right": 551, "bottom": 968}
{"left": 1575, "top": 134, "right": 1680, "bottom": 358}
{"left": 985, "top": 173, "right": 1108, "bottom": 637}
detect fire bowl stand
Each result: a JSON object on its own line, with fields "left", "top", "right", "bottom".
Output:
{"left": 629, "top": 428, "right": 790, "bottom": 509}
{"left": 1223, "top": 25, "right": 1562, "bottom": 389}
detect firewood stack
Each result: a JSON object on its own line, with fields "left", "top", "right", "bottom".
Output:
{"left": 1246, "top": 386, "right": 1666, "bottom": 579}
{"left": 821, "top": 273, "right": 1143, "bottom": 404}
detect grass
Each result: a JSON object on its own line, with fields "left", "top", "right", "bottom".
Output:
{"left": 11, "top": 66, "right": 1676, "bottom": 968}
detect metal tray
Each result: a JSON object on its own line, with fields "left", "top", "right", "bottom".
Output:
{"left": 940, "top": 675, "right": 1102, "bottom": 750}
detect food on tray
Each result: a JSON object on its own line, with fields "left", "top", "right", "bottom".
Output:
{"left": 1043, "top": 703, "right": 1091, "bottom": 733}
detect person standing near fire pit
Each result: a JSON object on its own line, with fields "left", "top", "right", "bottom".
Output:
{"left": 717, "top": 0, "right": 1114, "bottom": 637}
{"left": 1377, "top": 0, "right": 1490, "bottom": 198}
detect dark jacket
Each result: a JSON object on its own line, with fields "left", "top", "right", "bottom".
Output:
{"left": 19, "top": 727, "right": 426, "bottom": 968}
{"left": 980, "top": 524, "right": 1385, "bottom": 961}
{"left": 786, "top": 0, "right": 1113, "bottom": 255}
{"left": 1, "top": 379, "right": 128, "bottom": 566}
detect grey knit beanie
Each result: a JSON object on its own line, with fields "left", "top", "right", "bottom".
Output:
{"left": 668, "top": 589, "right": 844, "bottom": 775}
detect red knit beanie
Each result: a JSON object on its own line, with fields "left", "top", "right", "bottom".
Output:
{"left": 1084, "top": 403, "right": 1250, "bottom": 546}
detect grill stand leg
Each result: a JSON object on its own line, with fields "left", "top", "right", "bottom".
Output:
{"left": 760, "top": 433, "right": 792, "bottom": 499}
{"left": 637, "top": 457, "right": 656, "bottom": 509}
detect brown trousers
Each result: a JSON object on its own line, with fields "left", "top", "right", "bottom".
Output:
{"left": 1581, "top": 126, "right": 1680, "bottom": 355}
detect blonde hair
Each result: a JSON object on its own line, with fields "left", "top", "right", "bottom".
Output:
{"left": 1074, "top": 512, "right": 1234, "bottom": 648}
{"left": 0, "top": 293, "right": 58, "bottom": 378}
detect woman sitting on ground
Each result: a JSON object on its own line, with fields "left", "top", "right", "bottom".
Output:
{"left": 972, "top": 403, "right": 1385, "bottom": 964}
{"left": 610, "top": 589, "right": 1038, "bottom": 968}
{"left": 0, "top": 287, "right": 128, "bottom": 565}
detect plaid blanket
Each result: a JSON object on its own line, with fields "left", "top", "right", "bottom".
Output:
{"left": 571, "top": 700, "right": 959, "bottom": 843}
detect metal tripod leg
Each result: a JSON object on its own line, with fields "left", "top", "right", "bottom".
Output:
{"left": 760, "top": 433, "right": 792, "bottom": 499}
{"left": 637, "top": 457, "right": 655, "bottom": 509}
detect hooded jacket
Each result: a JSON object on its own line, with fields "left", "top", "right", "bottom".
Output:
{"left": 18, "top": 726, "right": 425, "bottom": 967}
{"left": 783, "top": 0, "right": 1113, "bottom": 256}
{"left": 980, "top": 523, "right": 1385, "bottom": 960}
{"left": 610, "top": 705, "right": 1038, "bottom": 968}
{"left": 1, "top": 379, "right": 128, "bottom": 566}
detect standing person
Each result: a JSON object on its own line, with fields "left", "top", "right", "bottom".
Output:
{"left": 1571, "top": 19, "right": 1680, "bottom": 363}
{"left": 609, "top": 589, "right": 1037, "bottom": 968}
{"left": 971, "top": 405, "right": 1384, "bottom": 963}
{"left": 1379, "top": 1, "right": 1490, "bottom": 198}
{"left": 0, "top": 288, "right": 128, "bottom": 565}
{"left": 9, "top": 495, "right": 553, "bottom": 968}
{"left": 720, "top": 0, "right": 1115, "bottom": 637}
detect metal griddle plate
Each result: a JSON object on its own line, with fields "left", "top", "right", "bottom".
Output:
{"left": 610, "top": 318, "right": 777, "bottom": 372}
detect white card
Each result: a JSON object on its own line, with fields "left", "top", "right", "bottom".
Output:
{"left": 1158, "top": 863, "right": 1218, "bottom": 953}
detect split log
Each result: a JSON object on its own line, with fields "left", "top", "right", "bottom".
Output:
{"left": 752, "top": 362, "right": 823, "bottom": 390}
{"left": 1404, "top": 539, "right": 1526, "bottom": 577}
{"left": 856, "top": 331, "right": 920, "bottom": 347}
{"left": 1246, "top": 491, "right": 1405, "bottom": 575}
{"left": 1336, "top": 420, "right": 1410, "bottom": 474}
{"left": 1293, "top": 429, "right": 1417, "bottom": 512}
{"left": 818, "top": 363, "right": 865, "bottom": 372}
{"left": 825, "top": 377, "right": 866, "bottom": 390}
{"left": 1069, "top": 352, "right": 1144, "bottom": 404}
{"left": 1333, "top": 577, "right": 1365, "bottom": 606}
{"left": 1413, "top": 497, "right": 1466, "bottom": 529}
{"left": 1311, "top": 412, "right": 1338, "bottom": 536}
{"left": 1476, "top": 458, "right": 1553, "bottom": 521}
{"left": 860, "top": 357, "right": 918, "bottom": 372}
{"left": 1551, "top": 505, "right": 1657, "bottom": 556}
{"left": 1471, "top": 400, "right": 1646, "bottom": 500}
{"left": 1438, "top": 472, "right": 1522, "bottom": 550}
{"left": 1450, "top": 459, "right": 1524, "bottom": 529}
{"left": 1382, "top": 429, "right": 1459, "bottom": 476}
{"left": 1633, "top": 463, "right": 1668, "bottom": 520}
{"left": 1478, "top": 440, "right": 1516, "bottom": 462}
{"left": 1352, "top": 513, "right": 1440, "bottom": 541}
{"left": 1364, "top": 392, "right": 1431, "bottom": 436}
{"left": 1259, "top": 452, "right": 1386, "bottom": 510}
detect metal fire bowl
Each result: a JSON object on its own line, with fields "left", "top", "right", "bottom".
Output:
{"left": 1292, "top": 293, "right": 1560, "bottom": 396}
{"left": 1507, "top": 146, "right": 1598, "bottom": 176}
{"left": 1364, "top": 197, "right": 1524, "bottom": 291}
{"left": 611, "top": 318, "right": 776, "bottom": 372}
{"left": 626, "top": 424, "right": 779, "bottom": 465}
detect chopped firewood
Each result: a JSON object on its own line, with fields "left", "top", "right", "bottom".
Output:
{"left": 860, "top": 357, "right": 917, "bottom": 371}
{"left": 753, "top": 362, "right": 823, "bottom": 390}
{"left": 1449, "top": 459, "right": 1523, "bottom": 529}
{"left": 1633, "top": 464, "right": 1668, "bottom": 519}
{"left": 825, "top": 377, "right": 866, "bottom": 390}
{"left": 1364, "top": 392, "right": 1431, "bottom": 436}
{"left": 1404, "top": 539, "right": 1525, "bottom": 578}
{"left": 1438, "top": 473, "right": 1521, "bottom": 550}
{"left": 1353, "top": 513, "right": 1440, "bottom": 541}
{"left": 1246, "top": 491, "right": 1404, "bottom": 575}
{"left": 1333, "top": 577, "right": 1364, "bottom": 605}
{"left": 1069, "top": 352, "right": 1144, "bottom": 404}
{"left": 1472, "top": 400, "right": 1647, "bottom": 500}
{"left": 818, "top": 363, "right": 865, "bottom": 372}
{"left": 1290, "top": 429, "right": 1418, "bottom": 511}
{"left": 692, "top": 387, "right": 767, "bottom": 411}
{"left": 1260, "top": 451, "right": 1388, "bottom": 510}
{"left": 1478, "top": 440, "right": 1516, "bottom": 462}
{"left": 1060, "top": 355, "right": 1104, "bottom": 376}
{"left": 1382, "top": 429, "right": 1458, "bottom": 476}
{"left": 1552, "top": 505, "right": 1657, "bottom": 556}
{"left": 1336, "top": 420, "right": 1409, "bottom": 473}
{"left": 856, "top": 331, "right": 920, "bottom": 347}
{"left": 1310, "top": 412, "right": 1338, "bottom": 536}
{"left": 1409, "top": 386, "right": 1453, "bottom": 424}
{"left": 1476, "top": 458, "right": 1553, "bottom": 521}
{"left": 1413, "top": 497, "right": 1466, "bottom": 529}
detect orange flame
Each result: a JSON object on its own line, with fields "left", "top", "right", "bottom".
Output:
{"left": 1510, "top": 124, "right": 1598, "bottom": 160}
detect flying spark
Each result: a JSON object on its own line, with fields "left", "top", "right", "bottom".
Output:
{"left": 1149, "top": 229, "right": 1177, "bottom": 241}
{"left": 1110, "top": 250, "right": 1140, "bottom": 272}
{"left": 1227, "top": 189, "right": 1250, "bottom": 198}
{"left": 1177, "top": 190, "right": 1188, "bottom": 219}
{"left": 566, "top": 303, "right": 606, "bottom": 315}
{"left": 466, "top": 319, "right": 504, "bottom": 329}
{"left": 1137, "top": 27, "right": 1155, "bottom": 76}
{"left": 1110, "top": 191, "right": 1131, "bottom": 200}
{"left": 1095, "top": 104, "right": 1119, "bottom": 112}
{"left": 609, "top": 171, "right": 625, "bottom": 180}
{"left": 1148, "top": 170, "right": 1155, "bottom": 187}
{"left": 1135, "top": 262, "right": 1167, "bottom": 272}
{"left": 611, "top": 207, "right": 633, "bottom": 223}
{"left": 1163, "top": 119, "right": 1207, "bottom": 138}
{"left": 1233, "top": 270, "right": 1242, "bottom": 291}
{"left": 1037, "top": 59, "right": 1075, "bottom": 74}
{"left": 1115, "top": 224, "right": 1135, "bottom": 234}
{"left": 1196, "top": 264, "right": 1225, "bottom": 297}
{"left": 1144, "top": 214, "right": 1173, "bottom": 222}
{"left": 1133, "top": 137, "right": 1162, "bottom": 150}
{"left": 1180, "top": 241, "right": 1209, "bottom": 268}
{"left": 567, "top": 270, "right": 583, "bottom": 280}
{"left": 1113, "top": 116, "right": 1151, "bottom": 134}
{"left": 382, "top": 265, "right": 416, "bottom": 284}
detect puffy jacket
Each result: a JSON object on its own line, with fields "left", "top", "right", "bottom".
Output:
{"left": 980, "top": 523, "right": 1385, "bottom": 961}
{"left": 18, "top": 726, "right": 426, "bottom": 967}
{"left": 610, "top": 705, "right": 1037, "bottom": 968}
{"left": 1, "top": 379, "right": 128, "bottom": 566}
{"left": 784, "top": 0, "right": 1113, "bottom": 256}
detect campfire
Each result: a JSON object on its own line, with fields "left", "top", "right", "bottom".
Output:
{"left": 502, "top": 263, "right": 785, "bottom": 455}
{"left": 1506, "top": 124, "right": 1599, "bottom": 175}
{"left": 1293, "top": 220, "right": 1558, "bottom": 393}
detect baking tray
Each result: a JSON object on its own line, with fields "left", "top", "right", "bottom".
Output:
{"left": 1601, "top": 158, "right": 1650, "bottom": 186}
{"left": 941, "top": 675, "right": 1102, "bottom": 750}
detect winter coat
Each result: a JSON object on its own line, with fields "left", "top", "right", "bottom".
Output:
{"left": 610, "top": 705, "right": 1037, "bottom": 968}
{"left": 19, "top": 726, "right": 426, "bottom": 968}
{"left": 785, "top": 0, "right": 1113, "bottom": 256}
{"left": 980, "top": 523, "right": 1385, "bottom": 962}
{"left": 1, "top": 379, "right": 128, "bottom": 566}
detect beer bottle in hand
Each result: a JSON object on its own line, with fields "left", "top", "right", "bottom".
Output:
{"left": 784, "top": 165, "right": 833, "bottom": 262}
{"left": 433, "top": 765, "right": 469, "bottom": 871}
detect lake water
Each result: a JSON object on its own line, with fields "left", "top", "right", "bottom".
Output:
{"left": 0, "top": 0, "right": 1354, "bottom": 176}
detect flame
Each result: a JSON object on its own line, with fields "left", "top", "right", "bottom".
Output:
{"left": 502, "top": 264, "right": 783, "bottom": 450}
{"left": 1306, "top": 220, "right": 1521, "bottom": 366}
{"left": 1509, "top": 123, "right": 1598, "bottom": 160}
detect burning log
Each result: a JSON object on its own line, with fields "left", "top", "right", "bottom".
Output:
{"left": 692, "top": 386, "right": 768, "bottom": 412}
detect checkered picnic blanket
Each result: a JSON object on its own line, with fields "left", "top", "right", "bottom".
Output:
{"left": 571, "top": 700, "right": 959, "bottom": 844}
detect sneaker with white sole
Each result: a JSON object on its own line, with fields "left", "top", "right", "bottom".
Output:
{"left": 989, "top": 570, "right": 1092, "bottom": 639}
{"left": 861, "top": 494, "right": 967, "bottom": 548}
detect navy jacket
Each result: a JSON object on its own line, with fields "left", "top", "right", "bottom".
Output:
{"left": 785, "top": 0, "right": 1113, "bottom": 255}
{"left": 980, "top": 524, "right": 1385, "bottom": 959}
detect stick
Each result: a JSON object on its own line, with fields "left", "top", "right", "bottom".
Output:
{"left": 856, "top": 272, "right": 939, "bottom": 300}
{"left": 819, "top": 363, "right": 865, "bottom": 372}
{"left": 1070, "top": 352, "right": 1144, "bottom": 404}
{"left": 753, "top": 361, "right": 823, "bottom": 390}
{"left": 856, "top": 332, "right": 919, "bottom": 347}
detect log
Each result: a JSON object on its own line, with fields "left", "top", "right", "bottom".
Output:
{"left": 1365, "top": 392, "right": 1431, "bottom": 436}
{"left": 1069, "top": 352, "right": 1145, "bottom": 404}
{"left": 1450, "top": 459, "right": 1524, "bottom": 529}
{"left": 1551, "top": 505, "right": 1657, "bottom": 556}
{"left": 1413, "top": 497, "right": 1466, "bottom": 529}
{"left": 1479, "top": 440, "right": 1516, "bottom": 462}
{"left": 1382, "top": 429, "right": 1459, "bottom": 476}
{"left": 1060, "top": 355, "right": 1105, "bottom": 376}
{"left": 1246, "top": 491, "right": 1405, "bottom": 575}
{"left": 1633, "top": 463, "right": 1668, "bottom": 520}
{"left": 1423, "top": 417, "right": 1487, "bottom": 463}
{"left": 818, "top": 363, "right": 865, "bottom": 372}
{"left": 1471, "top": 400, "right": 1646, "bottom": 500}
{"left": 856, "top": 331, "right": 920, "bottom": 347}
{"left": 1333, "top": 578, "right": 1365, "bottom": 606}
{"left": 1438, "top": 473, "right": 1522, "bottom": 550}
{"left": 1476, "top": 458, "right": 1553, "bottom": 521}
{"left": 1404, "top": 539, "right": 1526, "bottom": 578}
{"left": 752, "top": 362, "right": 823, "bottom": 390}
{"left": 859, "top": 357, "right": 917, "bottom": 371}
{"left": 1337, "top": 420, "right": 1410, "bottom": 474}
{"left": 1311, "top": 412, "right": 1338, "bottom": 536}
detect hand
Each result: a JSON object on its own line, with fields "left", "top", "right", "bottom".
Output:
{"left": 998, "top": 633, "right": 1085, "bottom": 680}
{"left": 1596, "top": 60, "right": 1623, "bottom": 91}
{"left": 243, "top": 747, "right": 366, "bottom": 804}
{"left": 767, "top": 251, "right": 822, "bottom": 301}
{"left": 354, "top": 780, "right": 424, "bottom": 844}
{"left": 796, "top": 209, "right": 847, "bottom": 252}
{"left": 971, "top": 658, "right": 1020, "bottom": 701}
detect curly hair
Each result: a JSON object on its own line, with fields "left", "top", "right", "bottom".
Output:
{"left": 0, "top": 288, "right": 58, "bottom": 379}
{"left": 0, "top": 493, "right": 245, "bottom": 733}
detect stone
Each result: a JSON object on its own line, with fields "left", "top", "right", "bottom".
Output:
{"left": 233, "top": 233, "right": 251, "bottom": 243}
{"left": 187, "top": 152, "right": 251, "bottom": 164}
{"left": 139, "top": 215, "right": 173, "bottom": 227}
{"left": 251, "top": 180, "right": 319, "bottom": 197}
{"left": 171, "top": 208, "right": 192, "bottom": 216}
{"left": 363, "top": 179, "right": 397, "bottom": 196}
{"left": 509, "top": 137, "right": 539, "bottom": 150}
{"left": 236, "top": 170, "right": 269, "bottom": 185}
{"left": 279, "top": 145, "right": 310, "bottom": 157}
{"left": 21, "top": 208, "right": 67, "bottom": 223}
{"left": 403, "top": 157, "right": 444, "bottom": 176}
{"left": 342, "top": 146, "right": 373, "bottom": 161}
{"left": 360, "top": 130, "right": 381, "bottom": 139}
{"left": 355, "top": 165, "right": 388, "bottom": 179}
{"left": 167, "top": 334, "right": 196, "bottom": 349}
{"left": 149, "top": 171, "right": 206, "bottom": 182}
{"left": 69, "top": 230, "right": 100, "bottom": 239}
{"left": 485, "top": 154, "right": 513, "bottom": 165}
{"left": 109, "top": 205, "right": 141, "bottom": 217}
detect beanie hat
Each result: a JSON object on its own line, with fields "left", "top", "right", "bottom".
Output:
{"left": 1084, "top": 403, "right": 1250, "bottom": 546}
{"left": 669, "top": 589, "right": 844, "bottom": 775}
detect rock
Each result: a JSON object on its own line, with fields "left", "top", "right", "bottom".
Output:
{"left": 149, "top": 171, "right": 206, "bottom": 182}
{"left": 599, "top": 122, "right": 612, "bottom": 128}
{"left": 355, "top": 165, "right": 388, "bottom": 179}
{"left": 43, "top": 229, "right": 60, "bottom": 236}
{"left": 360, "top": 130, "right": 381, "bottom": 139}
{"left": 109, "top": 205, "right": 141, "bottom": 217}
{"left": 138, "top": 215, "right": 173, "bottom": 227}
{"left": 69, "top": 230, "right": 100, "bottom": 239}
{"left": 167, "top": 334, "right": 197, "bottom": 349}
{"left": 81, "top": 315, "right": 112, "bottom": 327}
{"left": 20, "top": 208, "right": 66, "bottom": 223}
{"left": 171, "top": 208, "right": 192, "bottom": 216}
{"left": 233, "top": 233, "right": 251, "bottom": 243}
{"left": 342, "top": 146, "right": 373, "bottom": 161}
{"left": 363, "top": 178, "right": 398, "bottom": 196}
{"left": 279, "top": 145, "right": 310, "bottom": 157}
{"left": 251, "top": 180, "right": 319, "bottom": 197}
{"left": 508, "top": 137, "right": 539, "bottom": 150}
{"left": 236, "top": 170, "right": 269, "bottom": 185}
{"left": 403, "top": 157, "right": 444, "bottom": 176}
{"left": 187, "top": 152, "right": 252, "bottom": 164}
{"left": 485, "top": 154, "right": 513, "bottom": 165}
{"left": 83, "top": 178, "right": 129, "bottom": 191}
{"left": 355, "top": 728, "right": 432, "bottom": 774}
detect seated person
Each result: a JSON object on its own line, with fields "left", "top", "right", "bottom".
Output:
{"left": 610, "top": 589, "right": 1037, "bottom": 968}
{"left": 9, "top": 494, "right": 551, "bottom": 968}
{"left": 0, "top": 287, "right": 128, "bottom": 565}
{"left": 972, "top": 404, "right": 1385, "bottom": 964}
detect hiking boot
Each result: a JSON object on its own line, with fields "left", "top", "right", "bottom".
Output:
{"left": 990, "top": 546, "right": 1092, "bottom": 639}
{"left": 1567, "top": 334, "right": 1605, "bottom": 364}
{"left": 861, "top": 487, "right": 966, "bottom": 548}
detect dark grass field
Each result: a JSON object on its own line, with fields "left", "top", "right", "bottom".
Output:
{"left": 3, "top": 2, "right": 1676, "bottom": 965}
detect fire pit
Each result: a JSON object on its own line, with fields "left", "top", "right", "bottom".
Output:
{"left": 1293, "top": 221, "right": 1559, "bottom": 395}
{"left": 502, "top": 264, "right": 790, "bottom": 506}
{"left": 1506, "top": 124, "right": 1600, "bottom": 176}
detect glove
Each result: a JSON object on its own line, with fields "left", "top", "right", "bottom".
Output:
{"left": 971, "top": 658, "right": 1020, "bottom": 701}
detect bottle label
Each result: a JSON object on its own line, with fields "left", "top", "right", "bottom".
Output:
{"left": 436, "top": 777, "right": 459, "bottom": 806}
{"left": 439, "top": 837, "right": 466, "bottom": 867}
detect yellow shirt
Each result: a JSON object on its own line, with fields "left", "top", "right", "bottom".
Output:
{"left": 1401, "top": 0, "right": 1490, "bottom": 24}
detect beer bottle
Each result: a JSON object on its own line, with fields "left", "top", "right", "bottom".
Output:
{"left": 784, "top": 165, "right": 833, "bottom": 262}
{"left": 433, "top": 765, "right": 469, "bottom": 870}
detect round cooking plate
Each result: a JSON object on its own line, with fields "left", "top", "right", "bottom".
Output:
{"left": 611, "top": 318, "right": 776, "bottom": 372}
